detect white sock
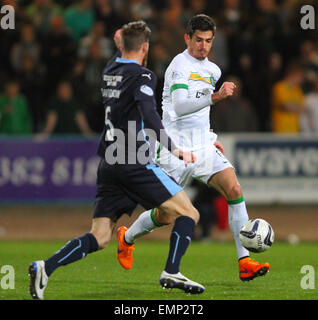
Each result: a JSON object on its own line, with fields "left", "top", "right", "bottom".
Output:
{"left": 228, "top": 198, "right": 250, "bottom": 260}
{"left": 124, "top": 209, "right": 161, "bottom": 244}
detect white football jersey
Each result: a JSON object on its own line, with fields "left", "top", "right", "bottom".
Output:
{"left": 161, "top": 49, "right": 221, "bottom": 150}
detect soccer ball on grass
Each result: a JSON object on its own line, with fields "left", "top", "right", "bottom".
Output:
{"left": 239, "top": 219, "right": 274, "bottom": 253}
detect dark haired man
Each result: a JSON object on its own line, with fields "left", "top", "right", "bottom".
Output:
{"left": 28, "top": 21, "right": 204, "bottom": 299}
{"left": 119, "top": 14, "right": 270, "bottom": 285}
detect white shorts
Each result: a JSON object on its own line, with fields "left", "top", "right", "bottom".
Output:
{"left": 155, "top": 143, "right": 234, "bottom": 187}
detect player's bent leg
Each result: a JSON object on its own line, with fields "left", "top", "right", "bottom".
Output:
{"left": 117, "top": 226, "right": 135, "bottom": 270}
{"left": 116, "top": 206, "right": 160, "bottom": 270}
{"left": 208, "top": 168, "right": 270, "bottom": 280}
{"left": 123, "top": 207, "right": 164, "bottom": 245}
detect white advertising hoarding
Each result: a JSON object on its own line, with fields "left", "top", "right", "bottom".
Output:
{"left": 218, "top": 133, "right": 318, "bottom": 204}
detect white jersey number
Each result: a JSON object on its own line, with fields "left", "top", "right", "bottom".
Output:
{"left": 105, "top": 106, "right": 114, "bottom": 141}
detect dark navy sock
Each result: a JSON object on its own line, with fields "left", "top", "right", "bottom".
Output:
{"left": 164, "top": 216, "right": 195, "bottom": 274}
{"left": 44, "top": 233, "right": 99, "bottom": 277}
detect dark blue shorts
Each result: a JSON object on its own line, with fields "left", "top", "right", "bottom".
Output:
{"left": 93, "top": 158, "right": 183, "bottom": 220}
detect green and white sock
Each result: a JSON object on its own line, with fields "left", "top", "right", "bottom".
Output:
{"left": 124, "top": 209, "right": 162, "bottom": 244}
{"left": 228, "top": 196, "right": 250, "bottom": 260}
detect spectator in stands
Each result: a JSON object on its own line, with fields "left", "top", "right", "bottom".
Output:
{"left": 68, "top": 59, "right": 87, "bottom": 108}
{"left": 300, "top": 77, "right": 318, "bottom": 133}
{"left": 64, "top": 0, "right": 95, "bottom": 43}
{"left": 208, "top": 19, "right": 229, "bottom": 74}
{"left": 256, "top": 51, "right": 284, "bottom": 131}
{"left": 78, "top": 21, "right": 114, "bottom": 60}
{"left": 0, "top": 1, "right": 19, "bottom": 77}
{"left": 40, "top": 80, "right": 93, "bottom": 137}
{"left": 125, "top": 0, "right": 154, "bottom": 22}
{"left": 41, "top": 16, "right": 76, "bottom": 97}
{"left": 218, "top": 0, "right": 244, "bottom": 73}
{"left": 17, "top": 54, "right": 46, "bottom": 132}
{"left": 25, "top": 0, "right": 63, "bottom": 35}
{"left": 271, "top": 64, "right": 305, "bottom": 133}
{"left": 10, "top": 23, "right": 41, "bottom": 73}
{"left": 299, "top": 40, "right": 318, "bottom": 93}
{"left": 149, "top": 42, "right": 170, "bottom": 113}
{"left": 155, "top": 1, "right": 186, "bottom": 58}
{"left": 82, "top": 41, "right": 106, "bottom": 132}
{"left": 93, "top": 0, "right": 126, "bottom": 37}
{"left": 212, "top": 76, "right": 259, "bottom": 132}
{"left": 0, "top": 79, "right": 32, "bottom": 135}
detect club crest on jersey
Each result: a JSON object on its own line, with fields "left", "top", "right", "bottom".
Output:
{"left": 140, "top": 85, "right": 154, "bottom": 96}
{"left": 171, "top": 71, "right": 185, "bottom": 80}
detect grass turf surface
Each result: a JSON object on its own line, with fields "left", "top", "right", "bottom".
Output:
{"left": 0, "top": 240, "right": 317, "bottom": 300}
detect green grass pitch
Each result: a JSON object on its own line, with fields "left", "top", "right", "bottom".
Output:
{"left": 0, "top": 240, "right": 317, "bottom": 300}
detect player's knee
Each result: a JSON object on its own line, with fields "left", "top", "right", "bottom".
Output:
{"left": 179, "top": 205, "right": 200, "bottom": 225}
{"left": 158, "top": 206, "right": 199, "bottom": 225}
{"left": 188, "top": 207, "right": 200, "bottom": 224}
{"left": 227, "top": 183, "right": 242, "bottom": 200}
{"left": 157, "top": 213, "right": 174, "bottom": 225}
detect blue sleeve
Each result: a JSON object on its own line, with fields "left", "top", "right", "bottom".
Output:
{"left": 134, "top": 70, "right": 157, "bottom": 103}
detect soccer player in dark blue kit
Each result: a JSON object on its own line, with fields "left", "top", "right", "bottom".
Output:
{"left": 28, "top": 21, "right": 204, "bottom": 300}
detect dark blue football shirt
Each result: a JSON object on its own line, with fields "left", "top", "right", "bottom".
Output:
{"left": 97, "top": 57, "right": 176, "bottom": 165}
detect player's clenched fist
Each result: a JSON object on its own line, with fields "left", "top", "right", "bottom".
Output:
{"left": 219, "top": 82, "right": 236, "bottom": 98}
{"left": 211, "top": 81, "right": 236, "bottom": 103}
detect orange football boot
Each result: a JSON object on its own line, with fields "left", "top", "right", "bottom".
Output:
{"left": 117, "top": 226, "right": 135, "bottom": 270}
{"left": 239, "top": 257, "right": 270, "bottom": 281}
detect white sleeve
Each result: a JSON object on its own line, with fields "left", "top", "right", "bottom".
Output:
{"left": 172, "top": 87, "right": 213, "bottom": 117}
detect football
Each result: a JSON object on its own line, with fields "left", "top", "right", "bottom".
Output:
{"left": 239, "top": 219, "right": 274, "bottom": 253}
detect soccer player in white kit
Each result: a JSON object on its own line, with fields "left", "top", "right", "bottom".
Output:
{"left": 117, "top": 15, "right": 270, "bottom": 288}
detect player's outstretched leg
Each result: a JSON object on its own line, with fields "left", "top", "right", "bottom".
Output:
{"left": 28, "top": 218, "right": 112, "bottom": 299}
{"left": 158, "top": 191, "right": 205, "bottom": 294}
{"left": 159, "top": 216, "right": 204, "bottom": 294}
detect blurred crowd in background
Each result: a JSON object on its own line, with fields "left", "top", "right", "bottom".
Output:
{"left": 0, "top": 0, "right": 318, "bottom": 137}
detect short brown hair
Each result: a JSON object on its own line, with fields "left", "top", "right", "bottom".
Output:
{"left": 186, "top": 14, "right": 216, "bottom": 38}
{"left": 121, "top": 21, "right": 151, "bottom": 52}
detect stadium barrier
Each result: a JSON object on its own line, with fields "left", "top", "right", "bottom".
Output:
{"left": 0, "top": 136, "right": 100, "bottom": 203}
{"left": 0, "top": 134, "right": 317, "bottom": 204}
{"left": 220, "top": 133, "right": 318, "bottom": 204}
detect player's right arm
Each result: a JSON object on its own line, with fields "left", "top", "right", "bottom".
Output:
{"left": 169, "top": 64, "right": 236, "bottom": 116}
{"left": 171, "top": 80, "right": 236, "bottom": 116}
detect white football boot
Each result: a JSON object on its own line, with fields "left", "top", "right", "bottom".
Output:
{"left": 28, "top": 260, "right": 49, "bottom": 300}
{"left": 160, "top": 270, "right": 205, "bottom": 294}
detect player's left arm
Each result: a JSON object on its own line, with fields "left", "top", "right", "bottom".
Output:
{"left": 135, "top": 71, "right": 177, "bottom": 153}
